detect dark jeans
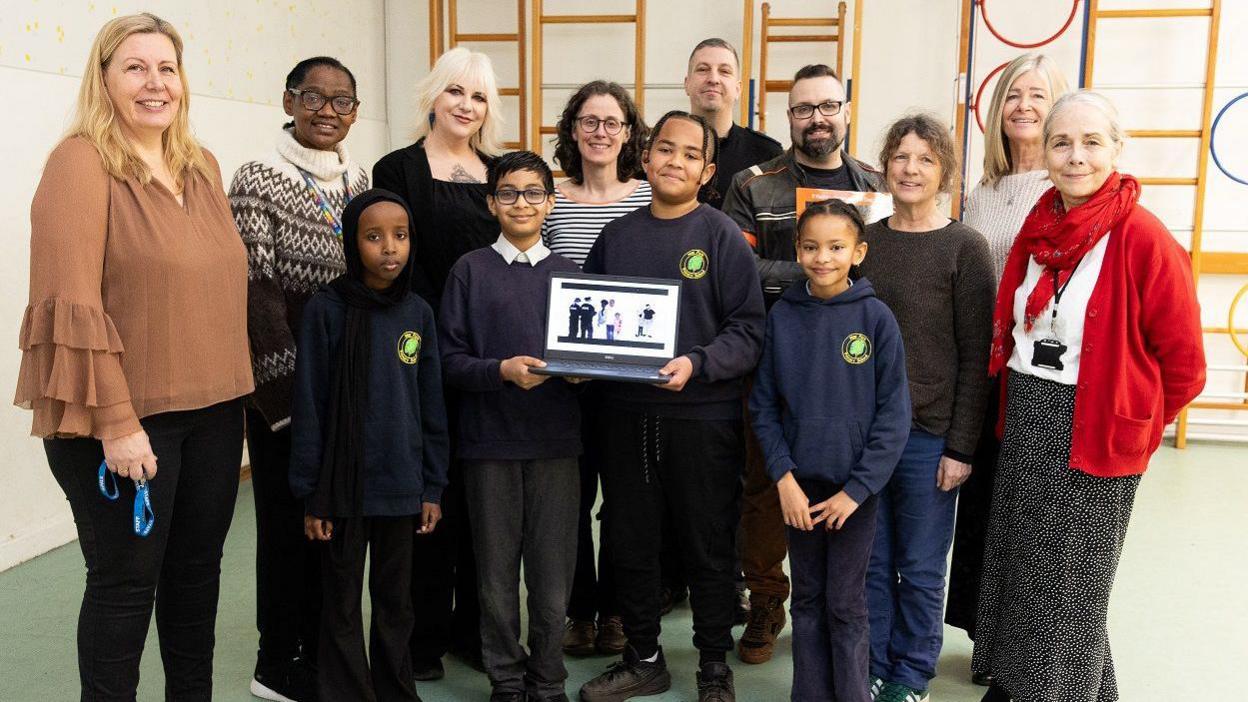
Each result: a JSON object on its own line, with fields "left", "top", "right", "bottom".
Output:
{"left": 46, "top": 399, "right": 244, "bottom": 702}
{"left": 789, "top": 482, "right": 878, "bottom": 702}
{"left": 867, "top": 429, "right": 956, "bottom": 690}
{"left": 319, "top": 515, "right": 418, "bottom": 702}
{"left": 568, "top": 393, "right": 617, "bottom": 622}
{"left": 246, "top": 409, "right": 322, "bottom": 666}
{"left": 464, "top": 458, "right": 579, "bottom": 697}
{"left": 600, "top": 409, "right": 742, "bottom": 663}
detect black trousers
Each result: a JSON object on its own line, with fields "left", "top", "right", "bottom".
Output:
{"left": 600, "top": 409, "right": 743, "bottom": 662}
{"left": 246, "top": 409, "right": 322, "bottom": 666}
{"left": 319, "top": 515, "right": 419, "bottom": 702}
{"left": 568, "top": 393, "right": 617, "bottom": 621}
{"left": 46, "top": 399, "right": 244, "bottom": 702}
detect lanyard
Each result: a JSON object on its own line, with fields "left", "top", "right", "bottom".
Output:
{"left": 297, "top": 168, "right": 352, "bottom": 237}
{"left": 97, "top": 461, "right": 155, "bottom": 537}
{"left": 1048, "top": 256, "right": 1083, "bottom": 323}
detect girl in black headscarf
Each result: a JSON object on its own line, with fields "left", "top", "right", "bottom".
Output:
{"left": 289, "top": 188, "right": 451, "bottom": 701}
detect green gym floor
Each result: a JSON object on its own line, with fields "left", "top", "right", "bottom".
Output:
{"left": 1, "top": 442, "right": 1243, "bottom": 701}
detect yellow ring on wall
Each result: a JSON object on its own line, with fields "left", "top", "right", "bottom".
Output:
{"left": 1230, "top": 282, "right": 1248, "bottom": 359}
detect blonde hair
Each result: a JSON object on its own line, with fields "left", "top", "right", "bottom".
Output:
{"left": 412, "top": 47, "right": 504, "bottom": 156}
{"left": 66, "top": 13, "right": 210, "bottom": 187}
{"left": 981, "top": 52, "right": 1069, "bottom": 187}
{"left": 1044, "top": 90, "right": 1126, "bottom": 151}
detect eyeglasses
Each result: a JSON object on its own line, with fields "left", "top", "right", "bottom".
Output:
{"left": 788, "top": 101, "right": 844, "bottom": 119}
{"left": 494, "top": 188, "right": 552, "bottom": 205}
{"left": 576, "top": 116, "right": 625, "bottom": 135}
{"left": 288, "top": 88, "right": 360, "bottom": 116}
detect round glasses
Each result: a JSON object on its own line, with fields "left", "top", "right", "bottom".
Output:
{"left": 288, "top": 88, "right": 360, "bottom": 116}
{"left": 788, "top": 101, "right": 844, "bottom": 120}
{"left": 493, "top": 188, "right": 552, "bottom": 205}
{"left": 576, "top": 116, "right": 625, "bottom": 135}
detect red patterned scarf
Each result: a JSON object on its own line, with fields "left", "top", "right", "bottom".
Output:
{"left": 988, "top": 172, "right": 1140, "bottom": 375}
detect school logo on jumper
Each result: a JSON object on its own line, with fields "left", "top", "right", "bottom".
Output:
{"left": 680, "top": 249, "right": 708, "bottom": 279}
{"left": 842, "top": 333, "right": 871, "bottom": 364}
{"left": 397, "top": 331, "right": 422, "bottom": 365}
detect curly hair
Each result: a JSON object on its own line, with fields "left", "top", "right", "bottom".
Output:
{"left": 877, "top": 113, "right": 961, "bottom": 196}
{"left": 645, "top": 110, "right": 719, "bottom": 203}
{"left": 553, "top": 81, "right": 648, "bottom": 185}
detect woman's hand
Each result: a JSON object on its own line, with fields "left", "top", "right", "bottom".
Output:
{"left": 777, "top": 472, "right": 815, "bottom": 531}
{"left": 936, "top": 456, "right": 972, "bottom": 491}
{"left": 500, "top": 356, "right": 549, "bottom": 390}
{"left": 102, "top": 430, "right": 158, "bottom": 481}
{"left": 304, "top": 515, "right": 333, "bottom": 541}
{"left": 657, "top": 355, "right": 694, "bottom": 392}
{"left": 418, "top": 502, "right": 442, "bottom": 535}
{"left": 810, "top": 490, "right": 860, "bottom": 530}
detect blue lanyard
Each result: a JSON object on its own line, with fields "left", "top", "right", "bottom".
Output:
{"left": 297, "top": 168, "right": 352, "bottom": 237}
{"left": 97, "top": 461, "right": 155, "bottom": 537}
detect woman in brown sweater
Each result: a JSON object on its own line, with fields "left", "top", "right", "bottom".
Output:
{"left": 14, "top": 13, "right": 253, "bottom": 699}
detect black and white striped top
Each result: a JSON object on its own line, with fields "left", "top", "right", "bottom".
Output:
{"left": 541, "top": 181, "right": 652, "bottom": 267}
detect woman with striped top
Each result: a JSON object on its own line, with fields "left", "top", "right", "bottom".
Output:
{"left": 546, "top": 80, "right": 651, "bottom": 657}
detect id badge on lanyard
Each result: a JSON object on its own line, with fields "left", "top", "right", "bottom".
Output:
{"left": 1031, "top": 262, "right": 1081, "bottom": 372}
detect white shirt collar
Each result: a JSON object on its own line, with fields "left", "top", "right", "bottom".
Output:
{"left": 491, "top": 234, "right": 550, "bottom": 267}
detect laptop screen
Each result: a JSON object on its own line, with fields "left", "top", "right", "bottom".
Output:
{"left": 545, "top": 273, "right": 681, "bottom": 363}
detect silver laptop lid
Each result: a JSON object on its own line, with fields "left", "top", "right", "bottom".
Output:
{"left": 545, "top": 272, "right": 682, "bottom": 366}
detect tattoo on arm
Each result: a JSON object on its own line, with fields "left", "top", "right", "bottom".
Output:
{"left": 449, "top": 163, "right": 482, "bottom": 183}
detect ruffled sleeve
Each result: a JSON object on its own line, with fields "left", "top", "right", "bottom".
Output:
{"left": 13, "top": 138, "right": 141, "bottom": 440}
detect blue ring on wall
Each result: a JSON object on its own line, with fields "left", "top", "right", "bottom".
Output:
{"left": 1211, "top": 92, "right": 1248, "bottom": 186}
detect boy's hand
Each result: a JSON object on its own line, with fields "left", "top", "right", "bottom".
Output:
{"left": 936, "top": 456, "right": 972, "bottom": 492}
{"left": 418, "top": 502, "right": 442, "bottom": 535}
{"left": 500, "top": 356, "right": 549, "bottom": 390}
{"left": 304, "top": 515, "right": 333, "bottom": 541}
{"left": 810, "top": 490, "right": 860, "bottom": 530}
{"left": 657, "top": 355, "right": 694, "bottom": 392}
{"left": 777, "top": 472, "right": 815, "bottom": 531}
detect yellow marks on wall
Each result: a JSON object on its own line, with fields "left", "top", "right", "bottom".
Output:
{"left": 56, "top": 25, "right": 63, "bottom": 43}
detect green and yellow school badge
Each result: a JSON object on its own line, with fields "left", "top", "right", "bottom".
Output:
{"left": 842, "top": 333, "right": 871, "bottom": 365}
{"left": 680, "top": 249, "right": 709, "bottom": 279}
{"left": 397, "top": 331, "right": 422, "bottom": 365}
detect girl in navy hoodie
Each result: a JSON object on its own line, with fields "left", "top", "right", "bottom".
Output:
{"left": 750, "top": 200, "right": 910, "bottom": 702}
{"left": 290, "top": 189, "right": 450, "bottom": 701}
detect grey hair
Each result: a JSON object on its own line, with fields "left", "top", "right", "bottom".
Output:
{"left": 1043, "top": 90, "right": 1125, "bottom": 148}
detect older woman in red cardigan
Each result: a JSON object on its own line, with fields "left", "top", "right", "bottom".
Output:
{"left": 972, "top": 90, "right": 1206, "bottom": 702}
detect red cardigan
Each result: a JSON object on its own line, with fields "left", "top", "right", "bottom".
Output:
{"left": 997, "top": 204, "right": 1206, "bottom": 477}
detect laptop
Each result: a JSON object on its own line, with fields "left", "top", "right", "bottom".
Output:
{"left": 531, "top": 272, "right": 682, "bottom": 384}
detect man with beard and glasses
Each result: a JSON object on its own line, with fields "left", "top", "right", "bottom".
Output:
{"left": 720, "top": 63, "right": 883, "bottom": 668}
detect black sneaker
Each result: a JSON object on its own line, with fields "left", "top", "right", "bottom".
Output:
{"left": 250, "top": 657, "right": 315, "bottom": 702}
{"left": 579, "top": 647, "right": 672, "bottom": 702}
{"left": 696, "top": 662, "right": 735, "bottom": 702}
{"left": 412, "top": 657, "right": 445, "bottom": 682}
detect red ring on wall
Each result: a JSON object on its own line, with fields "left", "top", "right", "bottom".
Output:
{"left": 974, "top": 61, "right": 1010, "bottom": 133}
{"left": 977, "top": 0, "right": 1081, "bottom": 49}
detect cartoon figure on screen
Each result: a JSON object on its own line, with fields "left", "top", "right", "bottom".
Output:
{"left": 579, "top": 298, "right": 596, "bottom": 339}
{"left": 569, "top": 297, "right": 582, "bottom": 338}
{"left": 637, "top": 303, "right": 657, "bottom": 338}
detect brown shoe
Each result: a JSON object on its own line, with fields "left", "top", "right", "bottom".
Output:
{"left": 736, "top": 596, "right": 785, "bottom": 664}
{"left": 563, "top": 618, "right": 597, "bottom": 657}
{"left": 594, "top": 615, "right": 627, "bottom": 655}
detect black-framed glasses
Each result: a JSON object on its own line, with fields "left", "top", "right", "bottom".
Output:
{"left": 789, "top": 101, "right": 844, "bottom": 119}
{"left": 288, "top": 88, "right": 360, "bottom": 115}
{"left": 576, "top": 116, "right": 625, "bottom": 135}
{"left": 494, "top": 188, "right": 552, "bottom": 205}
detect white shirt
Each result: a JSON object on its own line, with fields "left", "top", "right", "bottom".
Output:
{"left": 1007, "top": 234, "right": 1111, "bottom": 384}
{"left": 491, "top": 234, "right": 551, "bottom": 267}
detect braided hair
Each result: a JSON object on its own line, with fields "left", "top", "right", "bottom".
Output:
{"left": 645, "top": 110, "right": 719, "bottom": 203}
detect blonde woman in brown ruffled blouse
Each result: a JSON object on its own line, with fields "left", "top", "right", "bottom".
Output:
{"left": 14, "top": 13, "right": 253, "bottom": 700}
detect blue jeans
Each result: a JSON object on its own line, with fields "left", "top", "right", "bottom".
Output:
{"left": 867, "top": 429, "right": 957, "bottom": 690}
{"left": 789, "top": 481, "right": 878, "bottom": 702}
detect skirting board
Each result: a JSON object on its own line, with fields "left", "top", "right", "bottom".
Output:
{"left": 0, "top": 515, "right": 77, "bottom": 572}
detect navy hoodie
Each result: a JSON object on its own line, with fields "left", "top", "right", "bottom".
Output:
{"left": 749, "top": 277, "right": 910, "bottom": 504}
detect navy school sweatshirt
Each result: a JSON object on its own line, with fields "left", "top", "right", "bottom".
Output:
{"left": 749, "top": 278, "right": 911, "bottom": 504}
{"left": 582, "top": 203, "right": 765, "bottom": 420}
{"left": 438, "top": 247, "right": 582, "bottom": 460}
{"left": 290, "top": 288, "right": 450, "bottom": 515}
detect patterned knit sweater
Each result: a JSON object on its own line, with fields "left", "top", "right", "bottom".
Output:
{"left": 962, "top": 170, "right": 1051, "bottom": 281}
{"left": 229, "top": 129, "right": 369, "bottom": 429}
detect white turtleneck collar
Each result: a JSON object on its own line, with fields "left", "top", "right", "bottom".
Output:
{"left": 275, "top": 128, "right": 352, "bottom": 182}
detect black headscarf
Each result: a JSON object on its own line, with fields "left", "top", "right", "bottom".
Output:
{"left": 308, "top": 189, "right": 416, "bottom": 518}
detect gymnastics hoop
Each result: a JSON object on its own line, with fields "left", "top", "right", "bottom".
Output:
{"left": 1230, "top": 282, "right": 1248, "bottom": 359}
{"left": 1210, "top": 92, "right": 1248, "bottom": 186}
{"left": 977, "top": 0, "right": 1081, "bottom": 49}
{"left": 973, "top": 61, "right": 1009, "bottom": 133}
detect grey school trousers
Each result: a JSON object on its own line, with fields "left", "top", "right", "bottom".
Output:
{"left": 463, "top": 457, "right": 580, "bottom": 698}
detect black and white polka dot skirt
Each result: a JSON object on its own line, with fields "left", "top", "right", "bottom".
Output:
{"left": 971, "top": 372, "right": 1141, "bottom": 702}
